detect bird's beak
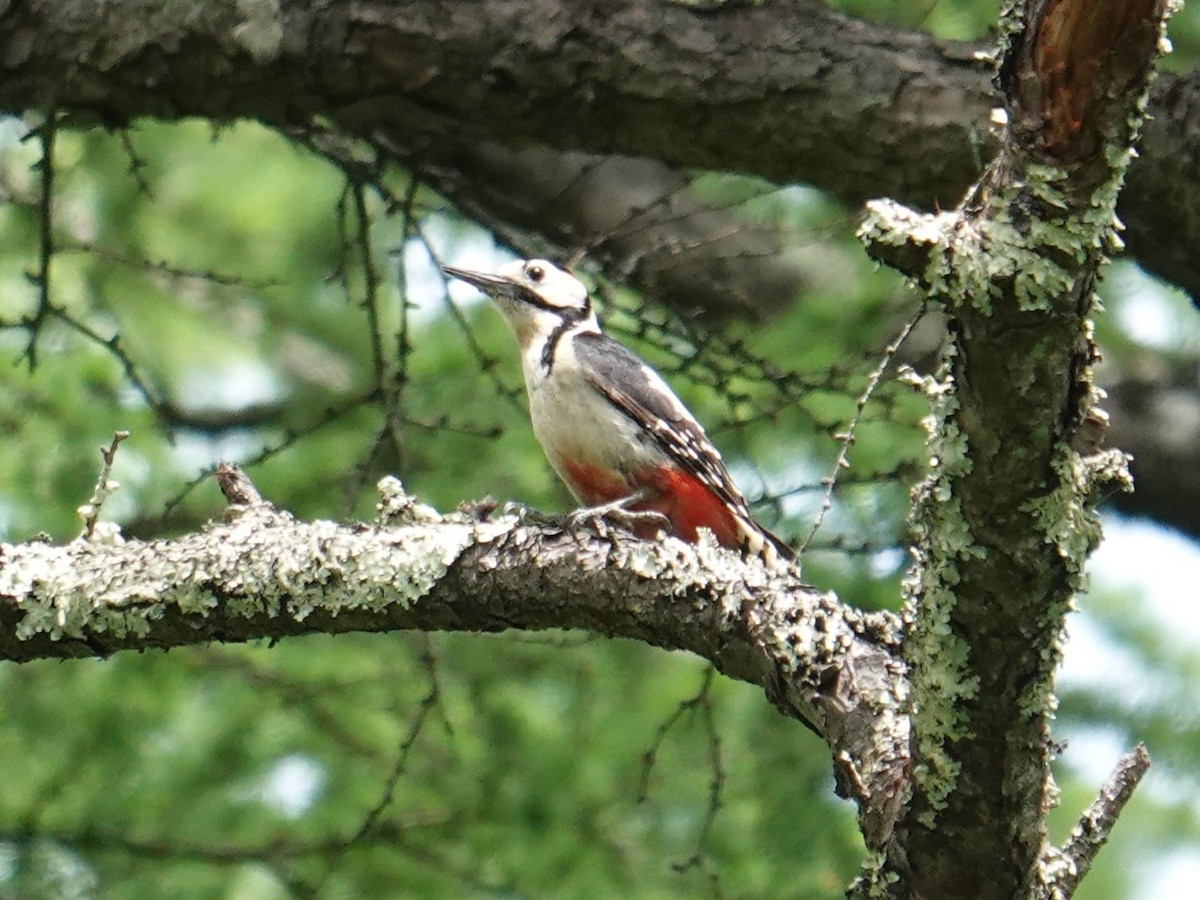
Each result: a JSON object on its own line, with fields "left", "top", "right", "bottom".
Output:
{"left": 443, "top": 265, "right": 511, "bottom": 296}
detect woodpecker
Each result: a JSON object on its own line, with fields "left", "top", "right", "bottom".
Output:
{"left": 444, "top": 258, "right": 793, "bottom": 565}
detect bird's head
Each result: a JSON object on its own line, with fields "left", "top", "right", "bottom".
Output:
{"left": 444, "top": 259, "right": 595, "bottom": 347}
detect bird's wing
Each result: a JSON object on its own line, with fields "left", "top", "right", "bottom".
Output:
{"left": 572, "top": 331, "right": 793, "bottom": 560}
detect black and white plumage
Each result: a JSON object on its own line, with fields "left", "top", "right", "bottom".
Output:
{"left": 444, "top": 258, "right": 793, "bottom": 564}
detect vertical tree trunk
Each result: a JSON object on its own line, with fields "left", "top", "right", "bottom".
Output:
{"left": 858, "top": 1, "right": 1172, "bottom": 896}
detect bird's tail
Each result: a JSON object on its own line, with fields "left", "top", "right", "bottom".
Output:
{"left": 736, "top": 515, "right": 795, "bottom": 568}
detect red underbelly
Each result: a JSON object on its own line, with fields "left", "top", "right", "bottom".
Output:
{"left": 559, "top": 460, "right": 740, "bottom": 549}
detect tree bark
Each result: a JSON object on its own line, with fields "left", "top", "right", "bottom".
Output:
{"left": 0, "top": 0, "right": 1198, "bottom": 299}
{"left": 859, "top": 0, "right": 1168, "bottom": 896}
{"left": 0, "top": 472, "right": 910, "bottom": 847}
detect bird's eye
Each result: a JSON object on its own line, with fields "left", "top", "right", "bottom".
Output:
{"left": 526, "top": 264, "right": 545, "bottom": 283}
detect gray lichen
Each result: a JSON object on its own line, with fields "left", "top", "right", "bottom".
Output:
{"left": 0, "top": 480, "right": 513, "bottom": 644}
{"left": 897, "top": 352, "right": 985, "bottom": 822}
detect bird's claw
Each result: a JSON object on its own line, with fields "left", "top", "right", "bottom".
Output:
{"left": 564, "top": 493, "right": 669, "bottom": 539}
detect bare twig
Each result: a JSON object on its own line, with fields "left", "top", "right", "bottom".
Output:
{"left": 352, "top": 180, "right": 387, "bottom": 389}
{"left": 634, "top": 666, "right": 726, "bottom": 888}
{"left": 78, "top": 431, "right": 130, "bottom": 539}
{"left": 185, "top": 648, "right": 383, "bottom": 760}
{"left": 348, "top": 652, "right": 442, "bottom": 844}
{"left": 0, "top": 818, "right": 441, "bottom": 866}
{"left": 418, "top": 228, "right": 525, "bottom": 410}
{"left": 117, "top": 129, "right": 154, "bottom": 198}
{"left": 637, "top": 666, "right": 716, "bottom": 802}
{"left": 804, "top": 535, "right": 905, "bottom": 557}
{"left": 59, "top": 239, "right": 278, "bottom": 290}
{"left": 304, "top": 639, "right": 450, "bottom": 894}
{"left": 54, "top": 313, "right": 167, "bottom": 421}
{"left": 21, "top": 115, "right": 57, "bottom": 369}
{"left": 392, "top": 175, "right": 421, "bottom": 418}
{"left": 1049, "top": 743, "right": 1152, "bottom": 898}
{"left": 153, "top": 388, "right": 381, "bottom": 522}
{"left": 672, "top": 670, "right": 725, "bottom": 883}
{"left": 773, "top": 462, "right": 921, "bottom": 498}
{"left": 798, "top": 298, "right": 927, "bottom": 553}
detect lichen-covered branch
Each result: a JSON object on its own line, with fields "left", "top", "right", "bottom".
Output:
{"left": 857, "top": 1, "right": 1170, "bottom": 897}
{"left": 1038, "top": 743, "right": 1151, "bottom": 900}
{"left": 0, "top": 473, "right": 908, "bottom": 843}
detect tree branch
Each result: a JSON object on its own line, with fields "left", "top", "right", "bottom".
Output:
{"left": 1039, "top": 743, "right": 1152, "bottom": 900}
{"left": 0, "top": 473, "right": 908, "bottom": 845}
{"left": 1, "top": 0, "right": 1198, "bottom": 301}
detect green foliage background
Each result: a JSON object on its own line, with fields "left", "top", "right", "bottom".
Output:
{"left": 0, "top": 1, "right": 1198, "bottom": 897}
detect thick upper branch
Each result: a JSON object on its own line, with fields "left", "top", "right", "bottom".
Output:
{"left": 1, "top": 0, "right": 1198, "bottom": 299}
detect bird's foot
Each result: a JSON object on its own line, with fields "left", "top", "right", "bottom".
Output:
{"left": 565, "top": 492, "right": 670, "bottom": 540}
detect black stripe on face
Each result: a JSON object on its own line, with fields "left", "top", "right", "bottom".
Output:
{"left": 517, "top": 285, "right": 589, "bottom": 315}
{"left": 443, "top": 266, "right": 589, "bottom": 316}
{"left": 540, "top": 310, "right": 592, "bottom": 372}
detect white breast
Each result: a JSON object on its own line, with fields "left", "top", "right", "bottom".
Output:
{"left": 520, "top": 333, "right": 661, "bottom": 490}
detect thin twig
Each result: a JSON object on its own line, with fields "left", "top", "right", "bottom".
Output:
{"left": 54, "top": 313, "right": 167, "bottom": 420}
{"left": 186, "top": 648, "right": 385, "bottom": 760}
{"left": 634, "top": 667, "right": 725, "bottom": 890}
{"left": 379, "top": 174, "right": 422, "bottom": 471}
{"left": 59, "top": 239, "right": 277, "bottom": 289}
{"left": 637, "top": 666, "right": 717, "bottom": 803}
{"left": 78, "top": 431, "right": 130, "bottom": 539}
{"left": 1051, "top": 743, "right": 1151, "bottom": 899}
{"left": 798, "top": 299, "right": 928, "bottom": 553}
{"left": 672, "top": 672, "right": 725, "bottom": 882}
{"left": 302, "top": 640, "right": 451, "bottom": 895}
{"left": 153, "top": 389, "right": 380, "bottom": 523}
{"left": 393, "top": 175, "right": 421, "bottom": 417}
{"left": 0, "top": 818, "right": 441, "bottom": 866}
{"left": 590, "top": 176, "right": 773, "bottom": 249}
{"left": 353, "top": 179, "right": 387, "bottom": 389}
{"left": 802, "top": 535, "right": 905, "bottom": 557}
{"left": 773, "top": 464, "right": 919, "bottom": 498}
{"left": 349, "top": 640, "right": 444, "bottom": 844}
{"left": 22, "top": 115, "right": 57, "bottom": 369}
{"left": 417, "top": 227, "right": 525, "bottom": 411}
{"left": 117, "top": 129, "right": 154, "bottom": 198}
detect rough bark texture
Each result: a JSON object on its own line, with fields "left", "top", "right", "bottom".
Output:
{"left": 0, "top": 475, "right": 909, "bottom": 846}
{"left": 0, "top": 0, "right": 1197, "bottom": 298}
{"left": 859, "top": 0, "right": 1167, "bottom": 897}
